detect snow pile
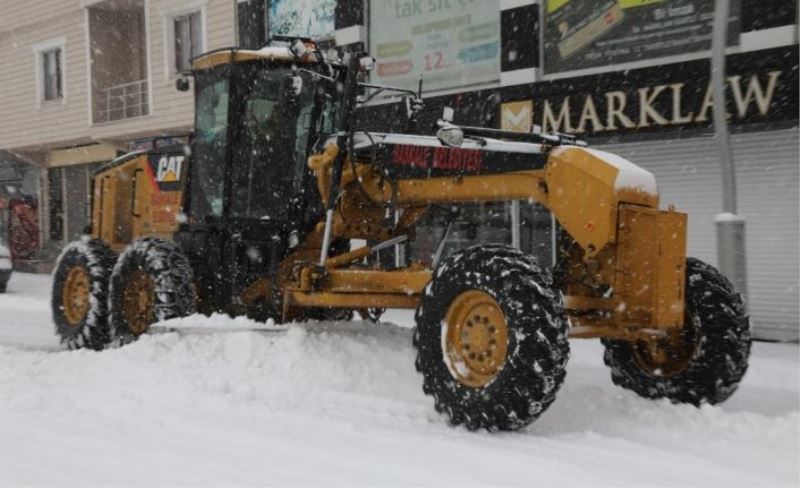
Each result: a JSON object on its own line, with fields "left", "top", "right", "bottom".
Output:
{"left": 0, "top": 273, "right": 798, "bottom": 486}
{"left": 154, "top": 313, "right": 285, "bottom": 332}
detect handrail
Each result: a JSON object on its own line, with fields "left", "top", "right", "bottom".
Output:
{"left": 97, "top": 79, "right": 148, "bottom": 123}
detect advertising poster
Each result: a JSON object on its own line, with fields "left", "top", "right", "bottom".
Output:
{"left": 370, "top": 0, "right": 501, "bottom": 93}
{"left": 269, "top": 0, "right": 336, "bottom": 40}
{"left": 543, "top": 0, "right": 741, "bottom": 74}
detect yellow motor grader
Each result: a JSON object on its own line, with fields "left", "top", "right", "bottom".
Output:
{"left": 52, "top": 39, "right": 750, "bottom": 431}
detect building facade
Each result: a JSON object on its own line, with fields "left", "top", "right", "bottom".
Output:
{"left": 0, "top": 0, "right": 797, "bottom": 340}
{"left": 0, "top": 0, "right": 250, "bottom": 263}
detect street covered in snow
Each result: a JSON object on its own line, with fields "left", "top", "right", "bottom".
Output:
{"left": 0, "top": 272, "right": 797, "bottom": 486}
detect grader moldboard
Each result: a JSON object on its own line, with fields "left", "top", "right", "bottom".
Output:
{"left": 52, "top": 39, "right": 751, "bottom": 431}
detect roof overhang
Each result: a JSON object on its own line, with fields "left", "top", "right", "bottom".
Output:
{"left": 47, "top": 143, "right": 120, "bottom": 167}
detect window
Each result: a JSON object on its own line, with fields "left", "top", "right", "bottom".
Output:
{"left": 33, "top": 37, "right": 66, "bottom": 104}
{"left": 190, "top": 70, "right": 230, "bottom": 221}
{"left": 173, "top": 11, "right": 202, "bottom": 73}
{"left": 42, "top": 48, "right": 63, "bottom": 101}
{"left": 230, "top": 66, "right": 317, "bottom": 220}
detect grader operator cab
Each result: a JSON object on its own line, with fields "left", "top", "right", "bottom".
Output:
{"left": 52, "top": 39, "right": 750, "bottom": 431}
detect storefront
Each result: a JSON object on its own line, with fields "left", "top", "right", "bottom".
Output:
{"left": 358, "top": 41, "right": 799, "bottom": 341}
{"left": 269, "top": 0, "right": 794, "bottom": 340}
{"left": 521, "top": 45, "right": 799, "bottom": 341}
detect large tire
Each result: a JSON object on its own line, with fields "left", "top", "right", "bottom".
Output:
{"left": 602, "top": 257, "right": 751, "bottom": 405}
{"left": 414, "top": 245, "right": 570, "bottom": 431}
{"left": 109, "top": 237, "right": 196, "bottom": 343}
{"left": 51, "top": 239, "right": 116, "bottom": 350}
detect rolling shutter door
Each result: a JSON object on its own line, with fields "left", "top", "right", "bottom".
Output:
{"left": 598, "top": 128, "right": 799, "bottom": 341}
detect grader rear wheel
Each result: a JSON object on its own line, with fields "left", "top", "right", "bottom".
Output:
{"left": 51, "top": 239, "right": 116, "bottom": 350}
{"left": 121, "top": 270, "right": 156, "bottom": 336}
{"left": 414, "top": 245, "right": 569, "bottom": 431}
{"left": 62, "top": 267, "right": 91, "bottom": 326}
{"left": 110, "top": 237, "right": 196, "bottom": 343}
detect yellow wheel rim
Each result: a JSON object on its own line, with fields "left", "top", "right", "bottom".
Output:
{"left": 62, "top": 267, "right": 91, "bottom": 326}
{"left": 634, "top": 314, "right": 699, "bottom": 378}
{"left": 122, "top": 270, "right": 155, "bottom": 336}
{"left": 443, "top": 290, "right": 509, "bottom": 388}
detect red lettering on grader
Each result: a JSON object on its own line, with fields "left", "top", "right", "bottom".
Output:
{"left": 432, "top": 147, "right": 482, "bottom": 172}
{"left": 392, "top": 145, "right": 430, "bottom": 169}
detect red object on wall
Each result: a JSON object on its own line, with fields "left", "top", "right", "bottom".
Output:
{"left": 8, "top": 196, "right": 39, "bottom": 261}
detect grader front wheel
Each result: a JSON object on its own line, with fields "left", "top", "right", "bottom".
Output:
{"left": 603, "top": 257, "right": 751, "bottom": 405}
{"left": 414, "top": 245, "right": 569, "bottom": 431}
{"left": 631, "top": 316, "right": 699, "bottom": 379}
{"left": 443, "top": 290, "right": 509, "bottom": 388}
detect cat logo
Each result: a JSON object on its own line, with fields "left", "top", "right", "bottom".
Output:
{"left": 156, "top": 155, "right": 184, "bottom": 183}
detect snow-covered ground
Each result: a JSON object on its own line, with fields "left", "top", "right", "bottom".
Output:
{"left": 0, "top": 272, "right": 798, "bottom": 486}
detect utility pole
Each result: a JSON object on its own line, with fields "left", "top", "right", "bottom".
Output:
{"left": 711, "top": 0, "right": 748, "bottom": 305}
{"left": 511, "top": 200, "right": 521, "bottom": 249}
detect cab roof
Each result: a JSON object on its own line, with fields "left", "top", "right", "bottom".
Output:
{"left": 191, "top": 46, "right": 318, "bottom": 71}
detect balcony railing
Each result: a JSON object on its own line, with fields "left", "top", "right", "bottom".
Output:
{"left": 96, "top": 79, "right": 148, "bottom": 123}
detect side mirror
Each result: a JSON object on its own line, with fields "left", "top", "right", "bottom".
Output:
{"left": 358, "top": 56, "right": 375, "bottom": 71}
{"left": 175, "top": 76, "right": 190, "bottom": 92}
{"left": 436, "top": 123, "right": 464, "bottom": 147}
{"left": 290, "top": 39, "right": 309, "bottom": 59}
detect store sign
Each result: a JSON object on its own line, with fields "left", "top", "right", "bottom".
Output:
{"left": 537, "top": 72, "right": 781, "bottom": 134}
{"left": 522, "top": 46, "right": 798, "bottom": 136}
{"left": 269, "top": 0, "right": 336, "bottom": 40}
{"left": 543, "top": 0, "right": 741, "bottom": 74}
{"left": 501, "top": 100, "right": 533, "bottom": 133}
{"left": 371, "top": 0, "right": 501, "bottom": 93}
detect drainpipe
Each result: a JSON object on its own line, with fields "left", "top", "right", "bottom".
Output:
{"left": 711, "top": 0, "right": 748, "bottom": 306}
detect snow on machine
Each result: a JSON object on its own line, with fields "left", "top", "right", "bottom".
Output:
{"left": 51, "top": 38, "right": 751, "bottom": 431}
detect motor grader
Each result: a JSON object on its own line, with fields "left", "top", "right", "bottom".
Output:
{"left": 52, "top": 39, "right": 750, "bottom": 431}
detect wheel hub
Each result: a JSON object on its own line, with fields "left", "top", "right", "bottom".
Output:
{"left": 634, "top": 314, "right": 700, "bottom": 378}
{"left": 62, "top": 266, "right": 90, "bottom": 326}
{"left": 443, "top": 289, "right": 509, "bottom": 388}
{"left": 122, "top": 270, "right": 155, "bottom": 336}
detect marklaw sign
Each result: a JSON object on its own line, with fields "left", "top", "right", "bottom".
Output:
{"left": 522, "top": 46, "right": 797, "bottom": 136}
